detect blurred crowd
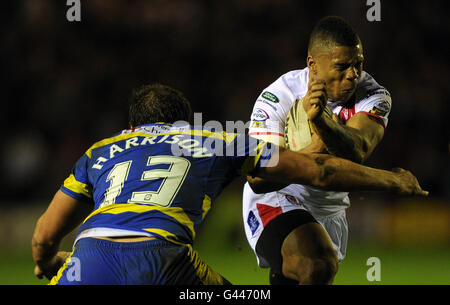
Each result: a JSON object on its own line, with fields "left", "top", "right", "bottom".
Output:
{"left": 1, "top": 0, "right": 448, "bottom": 203}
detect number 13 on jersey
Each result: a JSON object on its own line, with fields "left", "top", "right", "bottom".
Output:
{"left": 100, "top": 156, "right": 191, "bottom": 209}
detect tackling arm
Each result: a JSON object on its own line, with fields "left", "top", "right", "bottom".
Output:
{"left": 247, "top": 133, "right": 328, "bottom": 193}
{"left": 254, "top": 147, "right": 427, "bottom": 196}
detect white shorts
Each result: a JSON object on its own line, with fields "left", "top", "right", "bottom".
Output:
{"left": 242, "top": 183, "right": 348, "bottom": 268}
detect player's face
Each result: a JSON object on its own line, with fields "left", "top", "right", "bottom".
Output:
{"left": 315, "top": 44, "right": 364, "bottom": 102}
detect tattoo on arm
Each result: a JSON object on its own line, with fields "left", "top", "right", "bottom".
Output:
{"left": 314, "top": 156, "right": 337, "bottom": 182}
{"left": 322, "top": 165, "right": 337, "bottom": 181}
{"left": 314, "top": 156, "right": 325, "bottom": 166}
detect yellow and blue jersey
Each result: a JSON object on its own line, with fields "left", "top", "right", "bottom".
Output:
{"left": 60, "top": 123, "right": 272, "bottom": 246}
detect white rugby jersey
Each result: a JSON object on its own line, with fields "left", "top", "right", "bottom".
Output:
{"left": 244, "top": 67, "right": 392, "bottom": 217}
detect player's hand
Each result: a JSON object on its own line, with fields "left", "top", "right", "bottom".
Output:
{"left": 391, "top": 167, "right": 429, "bottom": 196}
{"left": 302, "top": 74, "right": 327, "bottom": 121}
{"left": 34, "top": 251, "right": 71, "bottom": 280}
{"left": 300, "top": 133, "right": 328, "bottom": 154}
{"left": 247, "top": 176, "right": 289, "bottom": 194}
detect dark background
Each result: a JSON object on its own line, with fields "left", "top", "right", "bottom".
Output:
{"left": 1, "top": 0, "right": 448, "bottom": 203}
{"left": 0, "top": 0, "right": 449, "bottom": 285}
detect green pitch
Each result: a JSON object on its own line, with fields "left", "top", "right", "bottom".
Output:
{"left": 198, "top": 243, "right": 450, "bottom": 285}
{"left": 1, "top": 242, "right": 448, "bottom": 285}
{"left": 2, "top": 189, "right": 448, "bottom": 285}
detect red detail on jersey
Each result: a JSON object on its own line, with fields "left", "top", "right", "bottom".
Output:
{"left": 256, "top": 203, "right": 282, "bottom": 227}
{"left": 338, "top": 106, "right": 386, "bottom": 129}
{"left": 248, "top": 132, "right": 285, "bottom": 137}
{"left": 339, "top": 105, "right": 356, "bottom": 122}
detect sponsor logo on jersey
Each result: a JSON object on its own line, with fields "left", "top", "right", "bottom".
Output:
{"left": 251, "top": 108, "right": 270, "bottom": 121}
{"left": 123, "top": 124, "right": 173, "bottom": 135}
{"left": 369, "top": 100, "right": 390, "bottom": 117}
{"left": 247, "top": 211, "right": 260, "bottom": 235}
{"left": 261, "top": 91, "right": 280, "bottom": 103}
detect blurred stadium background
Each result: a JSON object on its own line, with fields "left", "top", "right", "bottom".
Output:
{"left": 0, "top": 0, "right": 448, "bottom": 285}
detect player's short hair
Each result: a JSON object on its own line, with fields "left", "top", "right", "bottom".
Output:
{"left": 128, "top": 83, "right": 192, "bottom": 127}
{"left": 307, "top": 16, "right": 360, "bottom": 56}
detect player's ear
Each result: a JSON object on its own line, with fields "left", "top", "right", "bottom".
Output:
{"left": 307, "top": 55, "right": 318, "bottom": 77}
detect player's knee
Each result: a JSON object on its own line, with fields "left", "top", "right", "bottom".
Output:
{"left": 269, "top": 269, "right": 299, "bottom": 285}
{"left": 305, "top": 256, "right": 338, "bottom": 285}
{"left": 284, "top": 253, "right": 338, "bottom": 285}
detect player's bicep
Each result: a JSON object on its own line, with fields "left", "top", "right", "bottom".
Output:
{"left": 345, "top": 112, "right": 385, "bottom": 157}
{"left": 35, "top": 190, "right": 93, "bottom": 243}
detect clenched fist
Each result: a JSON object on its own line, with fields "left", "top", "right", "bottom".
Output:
{"left": 34, "top": 251, "right": 71, "bottom": 280}
{"left": 302, "top": 75, "right": 328, "bottom": 121}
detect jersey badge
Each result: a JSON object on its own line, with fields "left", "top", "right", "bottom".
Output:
{"left": 369, "top": 100, "right": 390, "bottom": 116}
{"left": 261, "top": 91, "right": 280, "bottom": 103}
{"left": 251, "top": 108, "right": 269, "bottom": 129}
{"left": 247, "top": 211, "right": 260, "bottom": 236}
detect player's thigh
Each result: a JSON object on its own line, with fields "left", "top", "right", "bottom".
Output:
{"left": 255, "top": 208, "right": 318, "bottom": 273}
{"left": 281, "top": 222, "right": 337, "bottom": 278}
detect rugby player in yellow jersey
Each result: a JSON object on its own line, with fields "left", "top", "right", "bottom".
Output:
{"left": 31, "top": 83, "right": 427, "bottom": 284}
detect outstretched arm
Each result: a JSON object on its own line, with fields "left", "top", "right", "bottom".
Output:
{"left": 32, "top": 190, "right": 92, "bottom": 280}
{"left": 254, "top": 147, "right": 427, "bottom": 196}
{"left": 247, "top": 133, "right": 327, "bottom": 193}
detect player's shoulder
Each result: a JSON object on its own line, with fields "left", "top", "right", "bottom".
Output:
{"left": 254, "top": 68, "right": 308, "bottom": 114}
{"left": 83, "top": 124, "right": 173, "bottom": 159}
{"left": 354, "top": 71, "right": 391, "bottom": 104}
{"left": 279, "top": 67, "right": 308, "bottom": 81}
{"left": 270, "top": 67, "right": 309, "bottom": 96}
{"left": 84, "top": 128, "right": 136, "bottom": 159}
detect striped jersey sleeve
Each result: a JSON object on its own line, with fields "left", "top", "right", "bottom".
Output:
{"left": 60, "top": 153, "right": 93, "bottom": 201}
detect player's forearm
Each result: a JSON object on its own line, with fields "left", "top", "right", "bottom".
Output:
{"left": 303, "top": 153, "right": 400, "bottom": 192}
{"left": 261, "top": 150, "right": 400, "bottom": 193}
{"left": 311, "top": 114, "right": 367, "bottom": 163}
{"left": 254, "top": 148, "right": 426, "bottom": 196}
{"left": 31, "top": 216, "right": 60, "bottom": 266}
{"left": 31, "top": 190, "right": 92, "bottom": 266}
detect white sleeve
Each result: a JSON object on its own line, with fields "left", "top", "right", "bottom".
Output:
{"left": 355, "top": 89, "right": 392, "bottom": 128}
{"left": 248, "top": 77, "right": 296, "bottom": 146}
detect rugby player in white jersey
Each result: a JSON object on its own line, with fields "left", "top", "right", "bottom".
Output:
{"left": 243, "top": 16, "right": 393, "bottom": 284}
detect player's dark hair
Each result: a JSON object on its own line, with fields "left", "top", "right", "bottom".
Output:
{"left": 128, "top": 83, "right": 192, "bottom": 127}
{"left": 307, "top": 16, "right": 360, "bottom": 55}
